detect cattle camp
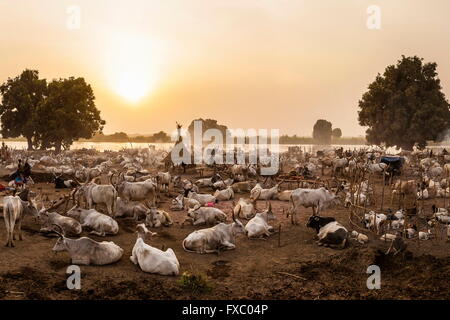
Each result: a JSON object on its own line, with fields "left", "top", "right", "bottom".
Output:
{"left": 0, "top": 137, "right": 449, "bottom": 300}
{"left": 1, "top": 1, "right": 450, "bottom": 304}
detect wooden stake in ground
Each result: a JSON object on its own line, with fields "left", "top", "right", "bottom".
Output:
{"left": 381, "top": 170, "right": 386, "bottom": 211}
{"left": 278, "top": 224, "right": 281, "bottom": 247}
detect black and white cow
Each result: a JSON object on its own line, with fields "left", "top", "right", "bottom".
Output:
{"left": 306, "top": 216, "right": 348, "bottom": 249}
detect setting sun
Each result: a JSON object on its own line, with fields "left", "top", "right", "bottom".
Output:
{"left": 105, "top": 33, "right": 159, "bottom": 103}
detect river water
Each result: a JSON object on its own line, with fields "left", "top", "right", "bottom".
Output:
{"left": 1, "top": 141, "right": 448, "bottom": 153}
{"left": 0, "top": 141, "right": 370, "bottom": 153}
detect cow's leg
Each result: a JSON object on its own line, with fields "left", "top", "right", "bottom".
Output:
{"left": 17, "top": 218, "right": 23, "bottom": 241}
{"left": 72, "top": 256, "right": 90, "bottom": 265}
{"left": 193, "top": 218, "right": 206, "bottom": 226}
{"left": 9, "top": 217, "right": 16, "bottom": 247}
{"left": 90, "top": 230, "right": 105, "bottom": 237}
{"left": 220, "top": 241, "right": 236, "bottom": 250}
{"left": 4, "top": 214, "right": 11, "bottom": 247}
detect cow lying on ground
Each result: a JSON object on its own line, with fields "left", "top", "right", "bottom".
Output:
{"left": 66, "top": 206, "right": 119, "bottom": 236}
{"left": 185, "top": 207, "right": 228, "bottom": 226}
{"left": 306, "top": 215, "right": 348, "bottom": 249}
{"left": 130, "top": 224, "right": 179, "bottom": 275}
{"left": 214, "top": 186, "right": 234, "bottom": 201}
{"left": 245, "top": 202, "right": 276, "bottom": 239}
{"left": 233, "top": 198, "right": 257, "bottom": 219}
{"left": 170, "top": 194, "right": 201, "bottom": 211}
{"left": 188, "top": 191, "right": 217, "bottom": 206}
{"left": 38, "top": 209, "right": 82, "bottom": 237}
{"left": 182, "top": 216, "right": 247, "bottom": 254}
{"left": 52, "top": 226, "right": 123, "bottom": 265}
{"left": 250, "top": 183, "right": 279, "bottom": 201}
{"left": 115, "top": 197, "right": 148, "bottom": 221}
{"left": 145, "top": 207, "right": 173, "bottom": 228}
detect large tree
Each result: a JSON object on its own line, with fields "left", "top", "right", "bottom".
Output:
{"left": 358, "top": 55, "right": 450, "bottom": 149}
{"left": 0, "top": 69, "right": 47, "bottom": 150}
{"left": 332, "top": 128, "right": 342, "bottom": 139}
{"left": 313, "top": 119, "right": 332, "bottom": 144}
{"left": 34, "top": 77, "right": 105, "bottom": 153}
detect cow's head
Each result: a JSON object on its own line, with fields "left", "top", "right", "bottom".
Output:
{"left": 231, "top": 209, "right": 247, "bottom": 236}
{"left": 306, "top": 215, "right": 335, "bottom": 232}
{"left": 170, "top": 194, "right": 184, "bottom": 210}
{"left": 51, "top": 225, "right": 66, "bottom": 252}
{"left": 66, "top": 205, "right": 83, "bottom": 220}
{"left": 145, "top": 207, "right": 162, "bottom": 228}
{"left": 136, "top": 223, "right": 157, "bottom": 239}
{"left": 231, "top": 219, "right": 247, "bottom": 236}
{"left": 52, "top": 237, "right": 67, "bottom": 252}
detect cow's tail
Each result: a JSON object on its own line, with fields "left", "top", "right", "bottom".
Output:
{"left": 182, "top": 239, "right": 197, "bottom": 253}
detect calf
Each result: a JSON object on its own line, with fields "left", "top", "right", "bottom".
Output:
{"left": 350, "top": 230, "right": 369, "bottom": 244}
{"left": 130, "top": 224, "right": 179, "bottom": 275}
{"left": 306, "top": 215, "right": 348, "bottom": 249}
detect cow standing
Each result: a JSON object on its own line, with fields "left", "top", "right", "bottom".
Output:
{"left": 3, "top": 196, "right": 38, "bottom": 247}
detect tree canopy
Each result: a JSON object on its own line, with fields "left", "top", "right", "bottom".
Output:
{"left": 0, "top": 69, "right": 47, "bottom": 150}
{"left": 332, "top": 128, "right": 342, "bottom": 139}
{"left": 313, "top": 119, "right": 333, "bottom": 144}
{"left": 0, "top": 71, "right": 105, "bottom": 152}
{"left": 358, "top": 55, "right": 450, "bottom": 149}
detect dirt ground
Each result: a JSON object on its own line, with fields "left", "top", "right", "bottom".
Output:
{"left": 0, "top": 166, "right": 449, "bottom": 300}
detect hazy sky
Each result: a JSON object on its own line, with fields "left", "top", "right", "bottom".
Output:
{"left": 1, "top": 0, "right": 450, "bottom": 136}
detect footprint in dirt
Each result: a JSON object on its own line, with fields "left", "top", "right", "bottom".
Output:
{"left": 207, "top": 260, "right": 231, "bottom": 280}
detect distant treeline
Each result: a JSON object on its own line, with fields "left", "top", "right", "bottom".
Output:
{"left": 2, "top": 133, "right": 367, "bottom": 145}
{"left": 279, "top": 135, "right": 366, "bottom": 145}
{"left": 82, "top": 131, "right": 172, "bottom": 143}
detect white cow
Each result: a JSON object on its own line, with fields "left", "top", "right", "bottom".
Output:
{"left": 233, "top": 198, "right": 257, "bottom": 219}
{"left": 214, "top": 186, "right": 234, "bottom": 201}
{"left": 188, "top": 191, "right": 217, "bottom": 206}
{"left": 186, "top": 207, "right": 228, "bottom": 226}
{"left": 182, "top": 218, "right": 247, "bottom": 254}
{"left": 288, "top": 187, "right": 341, "bottom": 224}
{"left": 130, "top": 224, "right": 179, "bottom": 276}
{"left": 66, "top": 206, "right": 119, "bottom": 236}
{"left": 52, "top": 232, "right": 123, "bottom": 265}
{"left": 245, "top": 202, "right": 276, "bottom": 239}
{"left": 3, "top": 196, "right": 38, "bottom": 247}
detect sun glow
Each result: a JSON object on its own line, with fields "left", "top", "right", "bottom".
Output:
{"left": 105, "top": 33, "right": 160, "bottom": 103}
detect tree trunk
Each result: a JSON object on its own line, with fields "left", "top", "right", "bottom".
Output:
{"left": 55, "top": 141, "right": 62, "bottom": 154}
{"left": 26, "top": 136, "right": 33, "bottom": 151}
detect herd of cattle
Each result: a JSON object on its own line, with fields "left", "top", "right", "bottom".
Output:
{"left": 1, "top": 145, "right": 450, "bottom": 276}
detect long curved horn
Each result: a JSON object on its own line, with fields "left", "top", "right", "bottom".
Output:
{"left": 108, "top": 172, "right": 116, "bottom": 185}
{"left": 51, "top": 223, "right": 65, "bottom": 238}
